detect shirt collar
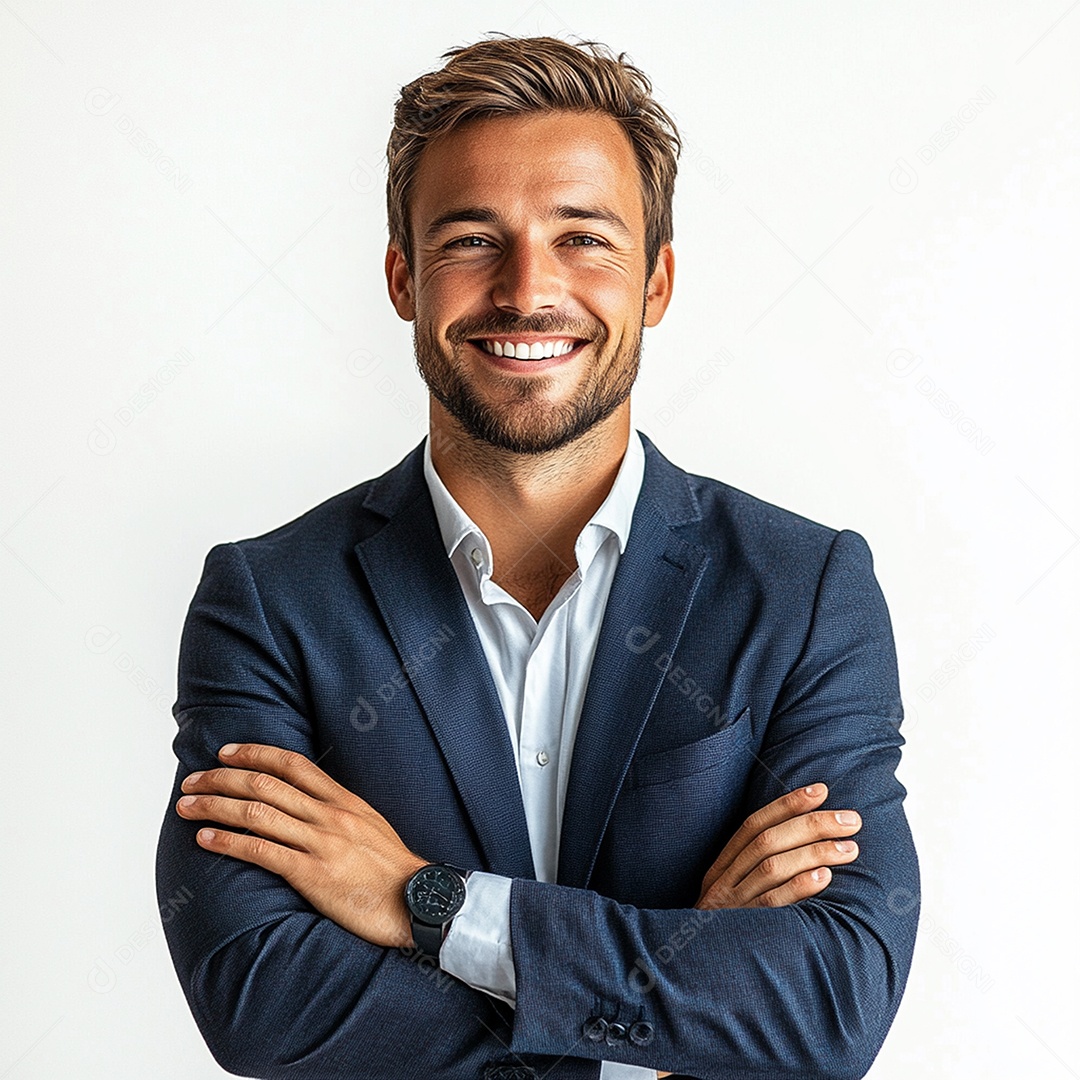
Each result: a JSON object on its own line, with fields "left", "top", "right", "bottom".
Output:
{"left": 422, "top": 429, "right": 645, "bottom": 580}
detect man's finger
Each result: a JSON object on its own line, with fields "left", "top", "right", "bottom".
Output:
{"left": 192, "top": 824, "right": 306, "bottom": 876}
{"left": 177, "top": 792, "right": 316, "bottom": 851}
{"left": 745, "top": 867, "right": 833, "bottom": 909}
{"left": 726, "top": 838, "right": 858, "bottom": 906}
{"left": 180, "top": 766, "right": 326, "bottom": 823}
{"left": 699, "top": 783, "right": 829, "bottom": 895}
{"left": 214, "top": 743, "right": 350, "bottom": 803}
{"left": 720, "top": 809, "right": 861, "bottom": 893}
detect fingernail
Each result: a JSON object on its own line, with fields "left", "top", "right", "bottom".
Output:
{"left": 179, "top": 795, "right": 197, "bottom": 807}
{"left": 812, "top": 867, "right": 830, "bottom": 882}
{"left": 834, "top": 840, "right": 856, "bottom": 852}
{"left": 219, "top": 743, "right": 239, "bottom": 756}
{"left": 835, "top": 811, "right": 859, "bottom": 826}
{"left": 183, "top": 772, "right": 203, "bottom": 788}
{"left": 199, "top": 829, "right": 216, "bottom": 842}
{"left": 804, "top": 784, "right": 822, "bottom": 797}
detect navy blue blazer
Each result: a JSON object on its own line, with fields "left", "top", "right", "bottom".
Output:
{"left": 156, "top": 432, "right": 919, "bottom": 1080}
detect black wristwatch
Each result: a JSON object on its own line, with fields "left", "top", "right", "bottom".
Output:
{"left": 404, "top": 863, "right": 469, "bottom": 959}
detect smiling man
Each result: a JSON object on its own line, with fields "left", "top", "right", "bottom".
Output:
{"left": 157, "top": 36, "right": 918, "bottom": 1080}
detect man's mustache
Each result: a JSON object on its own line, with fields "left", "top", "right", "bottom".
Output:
{"left": 446, "top": 312, "right": 605, "bottom": 345}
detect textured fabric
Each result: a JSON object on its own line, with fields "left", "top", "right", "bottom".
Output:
{"left": 425, "top": 431, "right": 655, "bottom": 1079}
{"left": 156, "top": 432, "right": 919, "bottom": 1079}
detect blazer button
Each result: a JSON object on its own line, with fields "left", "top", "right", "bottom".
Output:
{"left": 582, "top": 1016, "right": 608, "bottom": 1042}
{"left": 605, "top": 1021, "right": 627, "bottom": 1045}
{"left": 628, "top": 1020, "right": 655, "bottom": 1046}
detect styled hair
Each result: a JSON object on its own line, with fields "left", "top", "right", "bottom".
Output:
{"left": 386, "top": 35, "right": 682, "bottom": 275}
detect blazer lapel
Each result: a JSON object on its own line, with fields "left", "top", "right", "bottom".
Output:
{"left": 557, "top": 435, "right": 710, "bottom": 889}
{"left": 354, "top": 443, "right": 536, "bottom": 880}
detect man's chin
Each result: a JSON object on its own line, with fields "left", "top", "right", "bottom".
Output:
{"left": 434, "top": 395, "right": 595, "bottom": 455}
{"left": 459, "top": 417, "right": 590, "bottom": 456}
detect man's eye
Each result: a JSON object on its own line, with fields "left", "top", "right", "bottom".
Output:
{"left": 566, "top": 235, "right": 605, "bottom": 247}
{"left": 446, "top": 236, "right": 490, "bottom": 249}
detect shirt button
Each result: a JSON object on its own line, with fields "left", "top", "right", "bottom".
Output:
{"left": 469, "top": 547, "right": 484, "bottom": 570}
{"left": 536, "top": 750, "right": 549, "bottom": 767}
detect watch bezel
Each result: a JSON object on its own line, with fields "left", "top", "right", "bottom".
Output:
{"left": 404, "top": 863, "right": 467, "bottom": 925}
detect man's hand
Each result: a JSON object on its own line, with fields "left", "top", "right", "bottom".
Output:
{"left": 695, "top": 783, "right": 860, "bottom": 910}
{"left": 655, "top": 784, "right": 861, "bottom": 1078}
{"left": 175, "top": 743, "right": 427, "bottom": 948}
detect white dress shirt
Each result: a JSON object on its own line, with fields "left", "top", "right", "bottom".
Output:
{"left": 422, "top": 429, "right": 657, "bottom": 1080}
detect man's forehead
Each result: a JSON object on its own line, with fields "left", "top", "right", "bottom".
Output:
{"left": 410, "top": 111, "right": 643, "bottom": 225}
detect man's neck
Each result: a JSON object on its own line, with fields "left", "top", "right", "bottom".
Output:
{"left": 428, "top": 402, "right": 632, "bottom": 618}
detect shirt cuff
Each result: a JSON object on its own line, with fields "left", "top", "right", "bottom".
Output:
{"left": 599, "top": 1064, "right": 658, "bottom": 1080}
{"left": 439, "top": 871, "right": 516, "bottom": 1007}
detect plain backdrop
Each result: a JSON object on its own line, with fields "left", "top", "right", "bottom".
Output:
{"left": 2, "top": 2, "right": 1077, "bottom": 1076}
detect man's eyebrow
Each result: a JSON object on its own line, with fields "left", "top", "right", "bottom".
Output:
{"left": 421, "top": 204, "right": 634, "bottom": 243}
{"left": 422, "top": 207, "right": 500, "bottom": 243}
{"left": 552, "top": 205, "right": 633, "bottom": 239}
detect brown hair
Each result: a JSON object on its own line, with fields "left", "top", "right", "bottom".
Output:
{"left": 386, "top": 35, "right": 682, "bottom": 275}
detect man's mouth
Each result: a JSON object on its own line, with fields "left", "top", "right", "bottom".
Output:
{"left": 468, "top": 337, "right": 584, "bottom": 360}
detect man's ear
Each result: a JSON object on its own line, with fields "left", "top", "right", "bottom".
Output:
{"left": 385, "top": 244, "right": 416, "bottom": 321}
{"left": 643, "top": 242, "right": 675, "bottom": 328}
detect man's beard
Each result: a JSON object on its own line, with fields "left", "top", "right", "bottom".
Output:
{"left": 412, "top": 310, "right": 643, "bottom": 455}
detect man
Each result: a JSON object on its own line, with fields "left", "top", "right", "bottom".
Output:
{"left": 157, "top": 36, "right": 918, "bottom": 1080}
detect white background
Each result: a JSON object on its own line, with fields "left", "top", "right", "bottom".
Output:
{"left": 2, "top": 2, "right": 1077, "bottom": 1076}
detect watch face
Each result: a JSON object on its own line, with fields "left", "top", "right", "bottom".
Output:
{"left": 406, "top": 866, "right": 466, "bottom": 922}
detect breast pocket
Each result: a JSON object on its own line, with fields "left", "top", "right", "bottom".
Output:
{"left": 596, "top": 706, "right": 753, "bottom": 908}
{"left": 630, "top": 706, "right": 751, "bottom": 789}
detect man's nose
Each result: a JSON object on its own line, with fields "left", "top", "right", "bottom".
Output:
{"left": 490, "top": 242, "right": 566, "bottom": 315}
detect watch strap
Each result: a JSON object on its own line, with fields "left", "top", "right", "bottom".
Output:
{"left": 412, "top": 917, "right": 446, "bottom": 958}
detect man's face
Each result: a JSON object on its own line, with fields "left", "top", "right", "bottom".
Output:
{"left": 386, "top": 109, "right": 673, "bottom": 454}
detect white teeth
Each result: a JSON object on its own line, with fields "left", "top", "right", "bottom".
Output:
{"left": 478, "top": 339, "right": 579, "bottom": 359}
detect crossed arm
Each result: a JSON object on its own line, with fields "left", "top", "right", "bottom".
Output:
{"left": 172, "top": 743, "right": 864, "bottom": 1078}
{"left": 175, "top": 747, "right": 862, "bottom": 945}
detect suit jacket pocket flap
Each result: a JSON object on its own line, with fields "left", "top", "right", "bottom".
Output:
{"left": 631, "top": 706, "right": 750, "bottom": 788}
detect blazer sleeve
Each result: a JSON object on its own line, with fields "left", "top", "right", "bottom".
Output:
{"left": 505, "top": 529, "right": 920, "bottom": 1080}
{"left": 155, "top": 543, "right": 599, "bottom": 1079}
